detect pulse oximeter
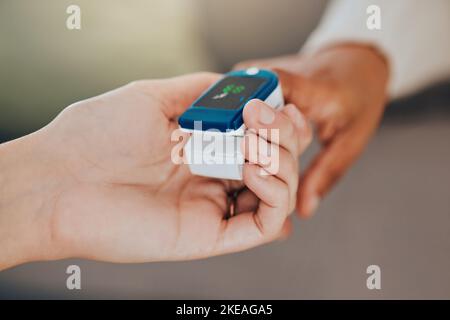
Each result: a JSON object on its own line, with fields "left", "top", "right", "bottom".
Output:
{"left": 178, "top": 68, "right": 284, "bottom": 180}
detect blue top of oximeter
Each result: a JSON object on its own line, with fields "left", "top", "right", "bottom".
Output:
{"left": 178, "top": 68, "right": 279, "bottom": 132}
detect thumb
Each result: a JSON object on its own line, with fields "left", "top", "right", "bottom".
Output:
{"left": 148, "top": 72, "right": 221, "bottom": 119}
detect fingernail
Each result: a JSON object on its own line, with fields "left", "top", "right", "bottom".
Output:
{"left": 259, "top": 105, "right": 275, "bottom": 125}
{"left": 307, "top": 195, "right": 320, "bottom": 216}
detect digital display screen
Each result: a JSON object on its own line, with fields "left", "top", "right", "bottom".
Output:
{"left": 194, "top": 76, "right": 267, "bottom": 110}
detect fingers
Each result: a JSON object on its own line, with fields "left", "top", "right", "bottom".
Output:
{"left": 219, "top": 164, "right": 290, "bottom": 251}
{"left": 297, "top": 115, "right": 380, "bottom": 218}
{"left": 234, "top": 63, "right": 318, "bottom": 116}
{"left": 219, "top": 163, "right": 295, "bottom": 251}
{"left": 214, "top": 202, "right": 292, "bottom": 256}
{"left": 233, "top": 63, "right": 317, "bottom": 117}
{"left": 236, "top": 59, "right": 340, "bottom": 125}
{"left": 273, "top": 68, "right": 320, "bottom": 116}
{"left": 281, "top": 102, "right": 313, "bottom": 153}
{"left": 211, "top": 100, "right": 311, "bottom": 254}
{"left": 242, "top": 132, "right": 298, "bottom": 209}
{"left": 234, "top": 58, "right": 325, "bottom": 119}
{"left": 132, "top": 72, "right": 222, "bottom": 119}
{"left": 243, "top": 100, "right": 310, "bottom": 157}
{"left": 233, "top": 188, "right": 258, "bottom": 215}
{"left": 243, "top": 100, "right": 311, "bottom": 209}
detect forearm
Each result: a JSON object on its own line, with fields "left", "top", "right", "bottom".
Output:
{"left": 0, "top": 132, "right": 58, "bottom": 270}
{"left": 303, "top": 0, "right": 450, "bottom": 98}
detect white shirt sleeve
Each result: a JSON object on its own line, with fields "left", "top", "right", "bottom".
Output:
{"left": 302, "top": 0, "right": 450, "bottom": 99}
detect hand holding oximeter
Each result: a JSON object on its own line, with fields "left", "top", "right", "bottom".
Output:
{"left": 178, "top": 68, "right": 284, "bottom": 180}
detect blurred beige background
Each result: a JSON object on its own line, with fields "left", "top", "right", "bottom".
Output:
{"left": 0, "top": 0, "right": 326, "bottom": 140}
{"left": 1, "top": 0, "right": 449, "bottom": 299}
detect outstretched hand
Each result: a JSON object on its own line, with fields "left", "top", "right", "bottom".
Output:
{"left": 0, "top": 72, "right": 311, "bottom": 269}
{"left": 235, "top": 44, "right": 389, "bottom": 217}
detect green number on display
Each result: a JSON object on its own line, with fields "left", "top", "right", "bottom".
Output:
{"left": 222, "top": 84, "right": 245, "bottom": 94}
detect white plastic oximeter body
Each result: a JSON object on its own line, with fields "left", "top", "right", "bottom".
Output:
{"left": 178, "top": 68, "right": 284, "bottom": 180}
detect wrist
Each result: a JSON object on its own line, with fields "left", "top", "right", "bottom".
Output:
{"left": 304, "top": 42, "right": 389, "bottom": 80}
{"left": 300, "top": 43, "right": 389, "bottom": 106}
{"left": 0, "top": 130, "right": 64, "bottom": 270}
{"left": 314, "top": 42, "right": 388, "bottom": 67}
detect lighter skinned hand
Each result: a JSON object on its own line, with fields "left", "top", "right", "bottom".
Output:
{"left": 0, "top": 73, "right": 311, "bottom": 270}
{"left": 235, "top": 44, "right": 389, "bottom": 217}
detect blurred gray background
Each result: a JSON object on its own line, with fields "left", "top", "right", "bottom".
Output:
{"left": 1, "top": 0, "right": 449, "bottom": 299}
